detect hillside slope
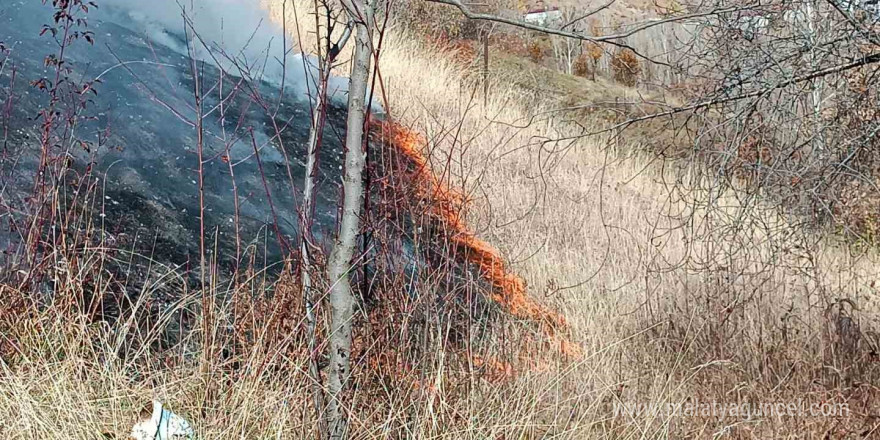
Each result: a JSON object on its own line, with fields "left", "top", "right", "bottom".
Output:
{"left": 2, "top": 0, "right": 880, "bottom": 438}
{"left": 272, "top": 1, "right": 880, "bottom": 437}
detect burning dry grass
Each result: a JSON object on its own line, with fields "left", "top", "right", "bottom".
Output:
{"left": 273, "top": 4, "right": 880, "bottom": 436}
{"left": 377, "top": 121, "right": 573, "bottom": 348}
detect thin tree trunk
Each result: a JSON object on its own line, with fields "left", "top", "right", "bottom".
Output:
{"left": 298, "top": 2, "right": 353, "bottom": 435}
{"left": 301, "top": 49, "right": 330, "bottom": 440}
{"left": 325, "top": 0, "right": 372, "bottom": 437}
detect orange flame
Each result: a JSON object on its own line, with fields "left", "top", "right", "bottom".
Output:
{"left": 375, "top": 121, "right": 580, "bottom": 357}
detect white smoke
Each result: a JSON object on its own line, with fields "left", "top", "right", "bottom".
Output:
{"left": 98, "top": 0, "right": 348, "bottom": 101}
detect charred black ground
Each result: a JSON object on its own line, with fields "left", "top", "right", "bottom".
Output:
{"left": 1, "top": 0, "right": 351, "bottom": 267}
{"left": 0, "top": 0, "right": 511, "bottom": 342}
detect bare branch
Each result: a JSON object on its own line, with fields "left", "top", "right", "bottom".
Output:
{"left": 427, "top": 0, "right": 748, "bottom": 43}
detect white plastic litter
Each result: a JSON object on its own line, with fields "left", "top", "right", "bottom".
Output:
{"left": 130, "top": 400, "right": 195, "bottom": 440}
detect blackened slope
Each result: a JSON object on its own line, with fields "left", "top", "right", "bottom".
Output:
{"left": 0, "top": 1, "right": 347, "bottom": 265}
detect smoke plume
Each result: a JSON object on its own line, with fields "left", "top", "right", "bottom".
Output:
{"left": 99, "top": 0, "right": 348, "bottom": 100}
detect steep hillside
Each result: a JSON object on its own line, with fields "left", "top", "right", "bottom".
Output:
{"left": 2, "top": 0, "right": 880, "bottom": 438}
{"left": 272, "top": 0, "right": 880, "bottom": 437}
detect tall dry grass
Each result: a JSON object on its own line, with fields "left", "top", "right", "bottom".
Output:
{"left": 3, "top": 1, "right": 880, "bottom": 439}
{"left": 270, "top": 1, "right": 880, "bottom": 437}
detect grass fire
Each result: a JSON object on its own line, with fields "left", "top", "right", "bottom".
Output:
{"left": 2, "top": 0, "right": 880, "bottom": 438}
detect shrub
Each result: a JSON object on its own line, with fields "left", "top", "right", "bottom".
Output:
{"left": 611, "top": 48, "right": 641, "bottom": 86}
{"left": 575, "top": 43, "right": 603, "bottom": 79}
{"left": 527, "top": 39, "right": 546, "bottom": 63}
{"left": 573, "top": 53, "right": 590, "bottom": 77}
{"left": 391, "top": 0, "right": 470, "bottom": 40}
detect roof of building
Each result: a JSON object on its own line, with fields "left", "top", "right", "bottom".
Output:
{"left": 526, "top": 6, "right": 560, "bottom": 14}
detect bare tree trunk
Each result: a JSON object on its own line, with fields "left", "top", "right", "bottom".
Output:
{"left": 325, "top": 0, "right": 373, "bottom": 437}
{"left": 301, "top": 44, "right": 330, "bottom": 440}
{"left": 297, "top": 1, "right": 354, "bottom": 436}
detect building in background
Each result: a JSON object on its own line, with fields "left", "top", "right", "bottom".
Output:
{"left": 523, "top": 4, "right": 562, "bottom": 26}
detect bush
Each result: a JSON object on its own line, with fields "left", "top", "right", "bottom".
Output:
{"left": 527, "top": 39, "right": 546, "bottom": 63}
{"left": 390, "top": 0, "right": 471, "bottom": 40}
{"left": 573, "top": 53, "right": 590, "bottom": 77}
{"left": 611, "top": 48, "right": 641, "bottom": 86}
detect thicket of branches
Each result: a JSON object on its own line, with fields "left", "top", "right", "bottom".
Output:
{"left": 417, "top": 0, "right": 880, "bottom": 241}
{"left": 664, "top": 0, "right": 880, "bottom": 242}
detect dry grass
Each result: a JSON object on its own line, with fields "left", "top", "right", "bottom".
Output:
{"left": 3, "top": 1, "right": 880, "bottom": 439}
{"left": 288, "top": 6, "right": 880, "bottom": 437}
{"left": 364, "top": 23, "right": 880, "bottom": 438}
